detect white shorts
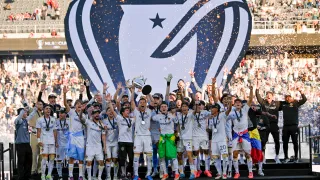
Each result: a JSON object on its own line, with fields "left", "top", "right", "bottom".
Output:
{"left": 106, "top": 145, "right": 118, "bottom": 159}
{"left": 192, "top": 137, "right": 209, "bottom": 151}
{"left": 231, "top": 138, "right": 251, "bottom": 154}
{"left": 151, "top": 133, "right": 160, "bottom": 144}
{"left": 177, "top": 139, "right": 192, "bottom": 152}
{"left": 211, "top": 141, "right": 228, "bottom": 156}
{"left": 56, "top": 146, "right": 67, "bottom": 160}
{"left": 86, "top": 146, "right": 104, "bottom": 161}
{"left": 134, "top": 136, "right": 152, "bottom": 153}
{"left": 41, "top": 144, "right": 55, "bottom": 155}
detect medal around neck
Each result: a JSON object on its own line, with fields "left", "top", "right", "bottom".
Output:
{"left": 127, "top": 127, "right": 131, "bottom": 132}
{"left": 181, "top": 126, "right": 185, "bottom": 130}
{"left": 141, "top": 120, "right": 145, "bottom": 125}
{"left": 213, "top": 128, "right": 218, "bottom": 133}
{"left": 198, "top": 123, "right": 201, "bottom": 128}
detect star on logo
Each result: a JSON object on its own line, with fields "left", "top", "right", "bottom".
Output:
{"left": 150, "top": 13, "right": 165, "bottom": 29}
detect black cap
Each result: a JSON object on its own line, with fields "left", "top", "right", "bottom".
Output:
{"left": 152, "top": 93, "right": 163, "bottom": 99}
{"left": 59, "top": 107, "right": 67, "bottom": 114}
{"left": 92, "top": 109, "right": 101, "bottom": 114}
{"left": 48, "top": 94, "right": 57, "bottom": 99}
{"left": 122, "top": 93, "right": 129, "bottom": 98}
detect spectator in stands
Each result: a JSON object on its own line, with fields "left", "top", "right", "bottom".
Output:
{"left": 51, "top": 29, "right": 58, "bottom": 37}
{"left": 35, "top": 7, "right": 41, "bottom": 20}
{"left": 4, "top": 3, "right": 11, "bottom": 10}
{"left": 302, "top": 22, "right": 308, "bottom": 33}
{"left": 55, "top": 8, "right": 60, "bottom": 20}
{"left": 29, "top": 31, "right": 35, "bottom": 38}
{"left": 7, "top": 13, "right": 15, "bottom": 22}
{"left": 41, "top": 5, "right": 47, "bottom": 20}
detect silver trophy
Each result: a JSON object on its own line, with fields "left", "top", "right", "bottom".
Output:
{"left": 131, "top": 76, "right": 152, "bottom": 95}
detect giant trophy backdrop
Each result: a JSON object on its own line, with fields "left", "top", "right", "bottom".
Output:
{"left": 65, "top": 0, "right": 252, "bottom": 93}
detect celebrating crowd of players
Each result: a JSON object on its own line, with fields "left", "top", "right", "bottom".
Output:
{"left": 14, "top": 72, "right": 307, "bottom": 180}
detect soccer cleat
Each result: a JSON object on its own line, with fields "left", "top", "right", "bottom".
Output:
{"left": 283, "top": 158, "right": 290, "bottom": 164}
{"left": 204, "top": 170, "right": 212, "bottom": 177}
{"left": 258, "top": 170, "right": 264, "bottom": 176}
{"left": 146, "top": 175, "right": 153, "bottom": 180}
{"left": 41, "top": 175, "right": 46, "bottom": 180}
{"left": 222, "top": 174, "right": 227, "bottom": 179}
{"left": 161, "top": 174, "right": 169, "bottom": 180}
{"left": 133, "top": 175, "right": 139, "bottom": 180}
{"left": 248, "top": 172, "right": 254, "bottom": 179}
{"left": 275, "top": 156, "right": 281, "bottom": 164}
{"left": 234, "top": 173, "right": 240, "bottom": 179}
{"left": 227, "top": 171, "right": 232, "bottom": 178}
{"left": 189, "top": 173, "right": 196, "bottom": 180}
{"left": 195, "top": 170, "right": 202, "bottom": 178}
{"left": 174, "top": 174, "right": 180, "bottom": 180}
{"left": 46, "top": 175, "right": 53, "bottom": 180}
{"left": 180, "top": 173, "right": 185, "bottom": 178}
{"left": 215, "top": 174, "right": 222, "bottom": 179}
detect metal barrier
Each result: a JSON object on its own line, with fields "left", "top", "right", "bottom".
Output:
{"left": 310, "top": 134, "right": 320, "bottom": 167}
{"left": 0, "top": 143, "right": 15, "bottom": 180}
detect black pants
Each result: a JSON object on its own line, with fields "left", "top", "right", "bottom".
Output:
{"left": 16, "top": 143, "right": 32, "bottom": 180}
{"left": 258, "top": 130, "right": 267, "bottom": 150}
{"left": 282, "top": 125, "right": 299, "bottom": 159}
{"left": 118, "top": 142, "right": 134, "bottom": 175}
{"left": 267, "top": 123, "right": 280, "bottom": 155}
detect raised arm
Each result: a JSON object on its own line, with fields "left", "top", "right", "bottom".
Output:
{"left": 63, "top": 86, "right": 70, "bottom": 113}
{"left": 130, "top": 86, "right": 136, "bottom": 111}
{"left": 85, "top": 79, "right": 92, "bottom": 100}
{"left": 113, "top": 82, "right": 122, "bottom": 101}
{"left": 108, "top": 102, "right": 118, "bottom": 117}
{"left": 255, "top": 80, "right": 264, "bottom": 106}
{"left": 297, "top": 88, "right": 307, "bottom": 106}
{"left": 14, "top": 108, "right": 25, "bottom": 125}
{"left": 164, "top": 74, "right": 173, "bottom": 102}
{"left": 211, "top": 78, "right": 219, "bottom": 103}
{"left": 79, "top": 85, "right": 85, "bottom": 100}
{"left": 37, "top": 83, "right": 46, "bottom": 104}
{"left": 247, "top": 86, "right": 253, "bottom": 106}
{"left": 225, "top": 99, "right": 233, "bottom": 116}
{"left": 26, "top": 107, "right": 38, "bottom": 121}
{"left": 189, "top": 70, "right": 202, "bottom": 92}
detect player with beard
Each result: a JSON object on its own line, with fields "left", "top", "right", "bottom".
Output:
{"left": 103, "top": 103, "right": 120, "bottom": 180}
{"left": 208, "top": 102, "right": 232, "bottom": 180}
{"left": 192, "top": 101, "right": 212, "bottom": 178}
{"left": 176, "top": 102, "right": 196, "bottom": 179}
{"left": 152, "top": 101, "right": 180, "bottom": 180}
{"left": 211, "top": 78, "right": 234, "bottom": 178}
{"left": 63, "top": 86, "right": 86, "bottom": 180}
{"left": 256, "top": 80, "right": 281, "bottom": 164}
{"left": 227, "top": 86, "right": 254, "bottom": 179}
{"left": 36, "top": 105, "right": 57, "bottom": 180}
{"left": 55, "top": 108, "right": 70, "bottom": 180}
{"left": 130, "top": 87, "right": 154, "bottom": 180}
{"left": 84, "top": 108, "right": 106, "bottom": 180}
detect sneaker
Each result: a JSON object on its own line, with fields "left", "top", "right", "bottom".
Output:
{"left": 275, "top": 156, "right": 281, "bottom": 164}
{"left": 196, "top": 170, "right": 202, "bottom": 178}
{"left": 151, "top": 171, "right": 159, "bottom": 177}
{"left": 215, "top": 174, "right": 222, "bottom": 179}
{"left": 204, "top": 170, "right": 212, "bottom": 177}
{"left": 227, "top": 171, "right": 232, "bottom": 178}
{"left": 258, "top": 170, "right": 264, "bottom": 176}
{"left": 294, "top": 158, "right": 299, "bottom": 163}
{"left": 133, "top": 175, "right": 139, "bottom": 180}
{"left": 174, "top": 174, "right": 180, "bottom": 180}
{"left": 161, "top": 174, "right": 169, "bottom": 180}
{"left": 46, "top": 175, "right": 53, "bottom": 180}
{"left": 222, "top": 174, "right": 227, "bottom": 179}
{"left": 283, "top": 158, "right": 290, "bottom": 164}
{"left": 189, "top": 173, "right": 196, "bottom": 180}
{"left": 41, "top": 175, "right": 46, "bottom": 180}
{"left": 180, "top": 173, "right": 185, "bottom": 178}
{"left": 248, "top": 172, "right": 254, "bottom": 179}
{"left": 146, "top": 175, "right": 153, "bottom": 180}
{"left": 234, "top": 173, "right": 240, "bottom": 179}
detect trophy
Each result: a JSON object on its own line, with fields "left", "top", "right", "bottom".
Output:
{"left": 132, "top": 76, "right": 152, "bottom": 95}
{"left": 36, "top": 39, "right": 44, "bottom": 49}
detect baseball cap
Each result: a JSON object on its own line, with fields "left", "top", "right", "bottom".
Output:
{"left": 169, "top": 92, "right": 176, "bottom": 96}
{"left": 122, "top": 93, "right": 129, "bottom": 98}
{"left": 48, "top": 94, "right": 57, "bottom": 99}
{"left": 59, "top": 107, "right": 67, "bottom": 114}
{"left": 92, "top": 102, "right": 101, "bottom": 107}
{"left": 199, "top": 100, "right": 206, "bottom": 106}
{"left": 92, "top": 109, "right": 101, "bottom": 114}
{"left": 152, "top": 93, "right": 163, "bottom": 99}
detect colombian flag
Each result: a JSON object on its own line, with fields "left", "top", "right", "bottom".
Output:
{"left": 249, "top": 128, "right": 264, "bottom": 163}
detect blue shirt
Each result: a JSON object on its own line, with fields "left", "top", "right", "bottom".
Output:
{"left": 15, "top": 108, "right": 37, "bottom": 144}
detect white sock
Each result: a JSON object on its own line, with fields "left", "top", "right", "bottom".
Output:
{"left": 147, "top": 155, "right": 152, "bottom": 176}
{"left": 205, "top": 156, "right": 210, "bottom": 171}
{"left": 68, "top": 163, "right": 74, "bottom": 177}
{"left": 183, "top": 157, "right": 188, "bottom": 166}
{"left": 86, "top": 165, "right": 92, "bottom": 180}
{"left": 56, "top": 162, "right": 63, "bottom": 177}
{"left": 228, "top": 155, "right": 233, "bottom": 173}
{"left": 233, "top": 160, "right": 239, "bottom": 173}
{"left": 114, "top": 162, "right": 119, "bottom": 177}
{"left": 93, "top": 160, "right": 98, "bottom": 177}
{"left": 106, "top": 163, "right": 111, "bottom": 178}
{"left": 222, "top": 157, "right": 228, "bottom": 175}
{"left": 172, "top": 158, "right": 178, "bottom": 173}
{"left": 160, "top": 158, "right": 167, "bottom": 174}
{"left": 179, "top": 165, "right": 184, "bottom": 174}
{"left": 41, "top": 159, "right": 47, "bottom": 176}
{"left": 134, "top": 156, "right": 139, "bottom": 176}
{"left": 193, "top": 157, "right": 198, "bottom": 171}
{"left": 247, "top": 158, "right": 253, "bottom": 173}
{"left": 98, "top": 165, "right": 104, "bottom": 178}
{"left": 47, "top": 160, "right": 54, "bottom": 176}
{"left": 121, "top": 166, "right": 126, "bottom": 176}
{"left": 79, "top": 164, "right": 84, "bottom": 177}
{"left": 197, "top": 156, "right": 201, "bottom": 170}
{"left": 258, "top": 161, "right": 263, "bottom": 171}
{"left": 214, "top": 158, "right": 222, "bottom": 175}
{"left": 190, "top": 164, "right": 195, "bottom": 174}
{"left": 200, "top": 153, "right": 204, "bottom": 161}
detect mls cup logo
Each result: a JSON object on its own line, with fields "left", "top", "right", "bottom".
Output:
{"left": 36, "top": 39, "right": 44, "bottom": 49}
{"left": 65, "top": 0, "right": 252, "bottom": 93}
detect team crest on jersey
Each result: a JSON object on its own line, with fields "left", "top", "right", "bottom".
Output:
{"left": 121, "top": 147, "right": 125, "bottom": 151}
{"left": 65, "top": 0, "right": 252, "bottom": 93}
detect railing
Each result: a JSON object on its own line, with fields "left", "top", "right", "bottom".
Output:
{"left": 0, "top": 24, "right": 64, "bottom": 34}
{"left": 310, "top": 135, "right": 320, "bottom": 167}
{"left": 0, "top": 143, "right": 15, "bottom": 180}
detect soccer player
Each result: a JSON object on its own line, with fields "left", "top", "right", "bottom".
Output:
{"left": 152, "top": 101, "right": 180, "bottom": 180}
{"left": 36, "top": 105, "right": 57, "bottom": 180}
{"left": 103, "top": 104, "right": 120, "bottom": 180}
{"left": 228, "top": 86, "right": 254, "bottom": 179}
{"left": 192, "top": 101, "right": 212, "bottom": 178}
{"left": 55, "top": 107, "right": 70, "bottom": 180}
{"left": 85, "top": 109, "right": 107, "bottom": 180}
{"left": 208, "top": 103, "right": 232, "bottom": 179}
{"left": 63, "top": 86, "right": 86, "bottom": 180}
{"left": 176, "top": 102, "right": 196, "bottom": 179}
{"left": 130, "top": 88, "right": 153, "bottom": 180}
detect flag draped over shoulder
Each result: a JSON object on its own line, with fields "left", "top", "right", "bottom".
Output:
{"left": 158, "top": 134, "right": 177, "bottom": 160}
{"left": 249, "top": 128, "right": 264, "bottom": 163}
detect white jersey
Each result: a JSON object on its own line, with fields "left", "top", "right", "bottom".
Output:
{"left": 85, "top": 119, "right": 106, "bottom": 147}
{"left": 36, "top": 116, "right": 57, "bottom": 145}
{"left": 103, "top": 117, "right": 119, "bottom": 146}
{"left": 228, "top": 104, "right": 250, "bottom": 133}
{"left": 192, "top": 110, "right": 211, "bottom": 137}
{"left": 116, "top": 115, "right": 135, "bottom": 143}
{"left": 68, "top": 109, "right": 85, "bottom": 133}
{"left": 55, "top": 119, "right": 69, "bottom": 147}
{"left": 218, "top": 101, "right": 233, "bottom": 138}
{"left": 133, "top": 108, "right": 152, "bottom": 136}
{"left": 208, "top": 112, "right": 228, "bottom": 143}
{"left": 177, "top": 111, "right": 194, "bottom": 140}
{"left": 152, "top": 113, "right": 178, "bottom": 135}
{"left": 150, "top": 109, "right": 161, "bottom": 136}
